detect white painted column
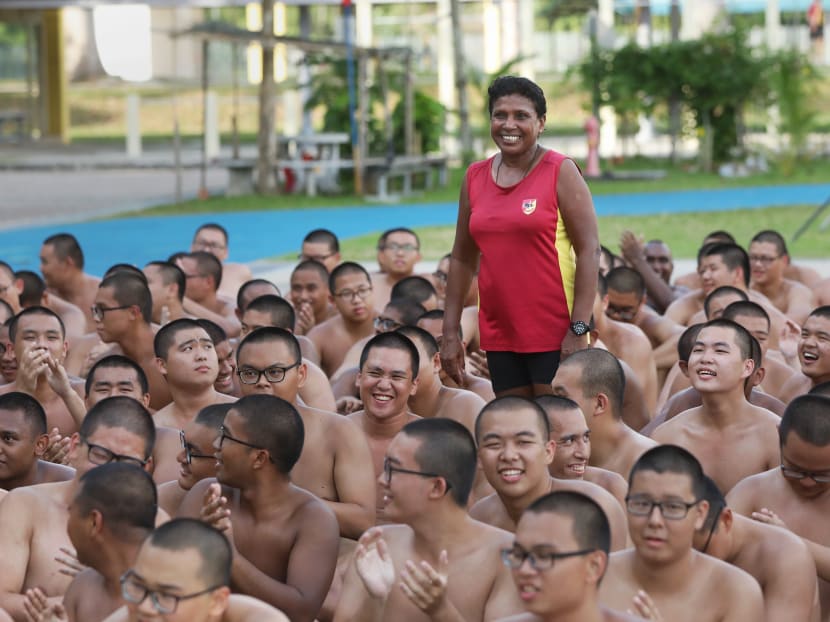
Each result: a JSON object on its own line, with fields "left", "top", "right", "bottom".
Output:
{"left": 765, "top": 0, "right": 782, "bottom": 51}
{"left": 126, "top": 93, "right": 141, "bottom": 158}
{"left": 482, "top": 0, "right": 501, "bottom": 74}
{"left": 518, "top": 0, "right": 535, "bottom": 79}
{"left": 204, "top": 91, "right": 220, "bottom": 159}
{"left": 436, "top": 0, "right": 457, "bottom": 156}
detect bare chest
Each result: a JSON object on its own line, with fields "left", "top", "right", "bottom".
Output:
{"left": 25, "top": 507, "right": 73, "bottom": 595}
{"left": 232, "top": 512, "right": 296, "bottom": 581}
{"left": 292, "top": 432, "right": 336, "bottom": 501}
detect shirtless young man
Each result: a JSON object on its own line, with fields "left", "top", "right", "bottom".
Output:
{"left": 197, "top": 319, "right": 239, "bottom": 398}
{"left": 234, "top": 327, "right": 375, "bottom": 539}
{"left": 299, "top": 228, "right": 341, "bottom": 274}
{"left": 617, "top": 232, "right": 687, "bottom": 314}
{"left": 84, "top": 355, "right": 180, "bottom": 485}
{"left": 599, "top": 445, "right": 764, "bottom": 621}
{"left": 703, "top": 286, "right": 748, "bottom": 320}
{"left": 235, "top": 279, "right": 279, "bottom": 320}
{"left": 190, "top": 223, "right": 253, "bottom": 300}
{"left": 335, "top": 418, "right": 524, "bottom": 621}
{"left": 727, "top": 394, "right": 830, "bottom": 620}
{"left": 499, "top": 491, "right": 646, "bottom": 622}
{"left": 470, "top": 397, "right": 628, "bottom": 551}
{"left": 390, "top": 277, "right": 440, "bottom": 312}
{"left": 157, "top": 404, "right": 229, "bottom": 516}
{"left": 0, "top": 392, "right": 73, "bottom": 490}
{"left": 0, "top": 307, "right": 84, "bottom": 436}
{"left": 308, "top": 262, "right": 377, "bottom": 377}
{"left": 34, "top": 463, "right": 158, "bottom": 622}
{"left": 780, "top": 306, "right": 830, "bottom": 403}
{"left": 536, "top": 395, "right": 628, "bottom": 507}
{"left": 102, "top": 519, "right": 288, "bottom": 622}
{"left": 346, "top": 332, "right": 421, "bottom": 521}
{"left": 693, "top": 474, "right": 819, "bottom": 622}
{"left": 143, "top": 261, "right": 188, "bottom": 325}
{"left": 179, "top": 252, "right": 241, "bottom": 338}
{"left": 178, "top": 395, "right": 340, "bottom": 622}
{"left": 595, "top": 275, "right": 658, "bottom": 415}
{"left": 0, "top": 314, "right": 18, "bottom": 385}
{"left": 552, "top": 349, "right": 656, "bottom": 479}
{"left": 748, "top": 230, "right": 815, "bottom": 325}
{"left": 370, "top": 228, "right": 422, "bottom": 313}
{"left": 652, "top": 320, "right": 779, "bottom": 493}
{"left": 152, "top": 319, "right": 235, "bottom": 430}
{"left": 290, "top": 260, "right": 337, "bottom": 336}
{"left": 39, "top": 233, "right": 101, "bottom": 332}
{"left": 0, "top": 397, "right": 155, "bottom": 621}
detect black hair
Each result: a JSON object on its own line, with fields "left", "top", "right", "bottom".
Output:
{"left": 698, "top": 474, "right": 727, "bottom": 533}
{"left": 396, "top": 325, "right": 439, "bottom": 359}
{"left": 475, "top": 396, "right": 550, "bottom": 442}
{"left": 597, "top": 272, "right": 608, "bottom": 297}
{"left": 704, "top": 230, "right": 736, "bottom": 245}
{"left": 385, "top": 299, "right": 427, "bottom": 327}
{"left": 194, "top": 403, "right": 233, "bottom": 429}
{"left": 377, "top": 227, "right": 420, "bottom": 250}
{"left": 390, "top": 277, "right": 437, "bottom": 306}
{"left": 85, "top": 355, "right": 149, "bottom": 397}
{"left": 292, "top": 260, "right": 330, "bottom": 282}
{"left": 698, "top": 318, "right": 754, "bottom": 362}
{"left": 535, "top": 394, "right": 583, "bottom": 434}
{"left": 487, "top": 75, "right": 547, "bottom": 117}
{"left": 15, "top": 270, "right": 46, "bottom": 307}
{"left": 328, "top": 261, "right": 371, "bottom": 294}
{"left": 244, "top": 295, "right": 295, "bottom": 331}
{"left": 677, "top": 323, "right": 705, "bottom": 363}
{"left": 359, "top": 332, "right": 420, "bottom": 378}
{"left": 153, "top": 318, "right": 208, "bottom": 360}
{"left": 605, "top": 266, "right": 646, "bottom": 297}
{"left": 232, "top": 395, "right": 304, "bottom": 475}
{"left": 145, "top": 261, "right": 186, "bottom": 302}
{"left": 418, "top": 309, "right": 444, "bottom": 321}
{"left": 9, "top": 306, "right": 65, "bottom": 342}
{"left": 750, "top": 230, "right": 787, "bottom": 257}
{"left": 236, "top": 279, "right": 280, "bottom": 312}
{"left": 0, "top": 391, "right": 47, "bottom": 437}
{"left": 402, "top": 417, "right": 477, "bottom": 508}
{"left": 194, "top": 222, "right": 229, "bottom": 244}
{"left": 628, "top": 445, "right": 706, "bottom": 500}
{"left": 188, "top": 252, "right": 223, "bottom": 292}
{"left": 559, "top": 349, "right": 625, "bottom": 418}
{"left": 236, "top": 326, "right": 301, "bottom": 366}
{"left": 526, "top": 491, "right": 611, "bottom": 556}
{"left": 147, "top": 518, "right": 232, "bottom": 587}
{"left": 703, "top": 286, "right": 748, "bottom": 319}
{"left": 79, "top": 396, "right": 155, "bottom": 460}
{"left": 43, "top": 233, "right": 84, "bottom": 269}
{"left": 76, "top": 463, "right": 157, "bottom": 539}
{"left": 721, "top": 301, "right": 770, "bottom": 330}
{"left": 303, "top": 228, "right": 340, "bottom": 252}
{"left": 99, "top": 273, "right": 152, "bottom": 324}
{"left": 103, "top": 263, "right": 148, "bottom": 284}
{"left": 0, "top": 299, "right": 14, "bottom": 324}
{"left": 195, "top": 319, "right": 227, "bottom": 347}
{"left": 808, "top": 306, "right": 830, "bottom": 322}
{"left": 779, "top": 395, "right": 830, "bottom": 447}
{"left": 700, "top": 243, "right": 750, "bottom": 287}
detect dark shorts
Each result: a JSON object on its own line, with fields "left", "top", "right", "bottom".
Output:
{"left": 486, "top": 350, "right": 562, "bottom": 393}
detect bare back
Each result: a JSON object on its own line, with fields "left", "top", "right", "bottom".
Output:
{"left": 308, "top": 315, "right": 375, "bottom": 378}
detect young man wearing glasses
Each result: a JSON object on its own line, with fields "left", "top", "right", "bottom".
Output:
{"left": 370, "top": 228, "right": 422, "bottom": 314}
{"left": 308, "top": 262, "right": 377, "bottom": 378}
{"left": 501, "top": 491, "right": 645, "bottom": 622}
{"left": 178, "top": 395, "right": 339, "bottom": 622}
{"left": 470, "top": 397, "right": 628, "bottom": 551}
{"left": 102, "top": 519, "right": 287, "bottom": 622}
{"left": 0, "top": 397, "right": 156, "bottom": 620}
{"left": 152, "top": 319, "right": 236, "bottom": 430}
{"left": 728, "top": 394, "right": 830, "bottom": 619}
{"left": 600, "top": 445, "right": 763, "bottom": 621}
{"left": 692, "top": 474, "right": 819, "bottom": 622}
{"left": 335, "top": 418, "right": 524, "bottom": 621}
{"left": 190, "top": 223, "right": 253, "bottom": 301}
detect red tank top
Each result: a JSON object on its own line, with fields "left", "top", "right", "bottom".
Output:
{"left": 467, "top": 149, "right": 575, "bottom": 352}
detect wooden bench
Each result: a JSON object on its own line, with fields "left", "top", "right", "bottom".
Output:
{"left": 0, "top": 111, "right": 26, "bottom": 143}
{"left": 221, "top": 158, "right": 356, "bottom": 197}
{"left": 364, "top": 155, "right": 449, "bottom": 201}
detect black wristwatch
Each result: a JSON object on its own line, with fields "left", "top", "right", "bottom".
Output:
{"left": 570, "top": 320, "right": 590, "bottom": 336}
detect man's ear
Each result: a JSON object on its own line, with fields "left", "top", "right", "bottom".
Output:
{"left": 154, "top": 356, "right": 168, "bottom": 376}
{"left": 678, "top": 360, "right": 689, "bottom": 378}
{"left": 431, "top": 352, "right": 441, "bottom": 374}
{"left": 594, "top": 392, "right": 609, "bottom": 417}
{"left": 33, "top": 433, "right": 50, "bottom": 457}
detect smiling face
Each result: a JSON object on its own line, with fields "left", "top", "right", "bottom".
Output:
{"left": 490, "top": 94, "right": 545, "bottom": 158}
{"left": 799, "top": 314, "right": 830, "bottom": 382}
{"left": 13, "top": 311, "right": 67, "bottom": 367}
{"left": 698, "top": 255, "right": 742, "bottom": 295}
{"left": 644, "top": 241, "right": 673, "bottom": 283}
{"left": 748, "top": 241, "right": 784, "bottom": 287}
{"left": 357, "top": 346, "right": 418, "bottom": 421}
{"left": 85, "top": 365, "right": 149, "bottom": 409}
{"left": 688, "top": 325, "right": 753, "bottom": 394}
{"left": 477, "top": 405, "right": 554, "bottom": 500}
{"left": 178, "top": 421, "right": 219, "bottom": 490}
{"left": 0, "top": 407, "right": 43, "bottom": 484}
{"left": 548, "top": 407, "right": 591, "bottom": 480}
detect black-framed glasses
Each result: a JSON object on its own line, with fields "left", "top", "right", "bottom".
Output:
{"left": 780, "top": 464, "right": 830, "bottom": 484}
{"left": 500, "top": 546, "right": 595, "bottom": 571}
{"left": 380, "top": 243, "right": 419, "bottom": 253}
{"left": 374, "top": 316, "right": 402, "bottom": 332}
{"left": 236, "top": 361, "right": 300, "bottom": 385}
{"left": 383, "top": 456, "right": 450, "bottom": 489}
{"left": 120, "top": 570, "right": 221, "bottom": 614}
{"left": 748, "top": 255, "right": 779, "bottom": 266}
{"left": 179, "top": 430, "right": 214, "bottom": 465}
{"left": 298, "top": 251, "right": 336, "bottom": 263}
{"left": 91, "top": 304, "right": 133, "bottom": 322}
{"left": 334, "top": 286, "right": 372, "bottom": 301}
{"left": 625, "top": 495, "right": 700, "bottom": 520}
{"left": 192, "top": 239, "right": 226, "bottom": 251}
{"left": 218, "top": 425, "right": 272, "bottom": 462}
{"left": 82, "top": 437, "right": 147, "bottom": 468}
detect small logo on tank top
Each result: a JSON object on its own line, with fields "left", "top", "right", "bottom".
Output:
{"left": 521, "top": 199, "right": 537, "bottom": 215}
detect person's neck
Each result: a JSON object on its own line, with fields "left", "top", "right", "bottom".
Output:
{"left": 169, "top": 385, "right": 222, "bottom": 415}
{"left": 499, "top": 476, "right": 553, "bottom": 525}
{"left": 539, "top": 601, "right": 605, "bottom": 622}
{"left": 699, "top": 389, "right": 748, "bottom": 427}
{"left": 165, "top": 299, "right": 187, "bottom": 320}
{"left": 408, "top": 376, "right": 441, "bottom": 417}
{"left": 95, "top": 536, "right": 146, "bottom": 597}
{"left": 591, "top": 421, "right": 628, "bottom": 463}
{"left": 344, "top": 314, "right": 375, "bottom": 335}
{"left": 723, "top": 517, "right": 744, "bottom": 565}
{"left": 55, "top": 271, "right": 86, "bottom": 299}
{"left": 500, "top": 143, "right": 539, "bottom": 169}
{"left": 238, "top": 473, "right": 293, "bottom": 519}
{"left": 751, "top": 277, "right": 781, "bottom": 299}
{"left": 118, "top": 323, "right": 155, "bottom": 361}
{"left": 631, "top": 548, "right": 697, "bottom": 594}
{"left": 361, "top": 409, "right": 411, "bottom": 439}
{"left": 409, "top": 503, "right": 472, "bottom": 559}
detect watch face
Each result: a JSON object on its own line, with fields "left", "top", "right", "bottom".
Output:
{"left": 571, "top": 321, "right": 588, "bottom": 336}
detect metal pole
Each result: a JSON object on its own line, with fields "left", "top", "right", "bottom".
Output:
{"left": 199, "top": 38, "right": 209, "bottom": 199}
{"left": 343, "top": 0, "right": 362, "bottom": 194}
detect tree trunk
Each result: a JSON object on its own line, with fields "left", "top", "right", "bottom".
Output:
{"left": 256, "top": 0, "right": 276, "bottom": 194}
{"left": 449, "top": 0, "right": 473, "bottom": 164}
